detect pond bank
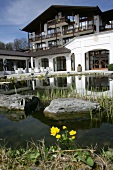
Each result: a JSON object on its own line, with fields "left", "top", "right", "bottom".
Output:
{"left": 4, "top": 70, "right": 113, "bottom": 79}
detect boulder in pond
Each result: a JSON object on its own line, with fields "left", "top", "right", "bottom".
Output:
{"left": 43, "top": 98, "right": 101, "bottom": 120}
{"left": 0, "top": 94, "right": 40, "bottom": 113}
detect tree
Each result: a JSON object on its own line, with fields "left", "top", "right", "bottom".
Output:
{"left": 20, "top": 38, "right": 28, "bottom": 49}
{"left": 6, "top": 42, "right": 13, "bottom": 51}
{"left": 13, "top": 39, "right": 21, "bottom": 50}
{"left": 13, "top": 38, "right": 28, "bottom": 51}
{"left": 0, "top": 41, "right": 5, "bottom": 50}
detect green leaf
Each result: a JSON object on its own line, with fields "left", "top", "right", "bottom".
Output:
{"left": 26, "top": 150, "right": 40, "bottom": 161}
{"left": 86, "top": 157, "right": 94, "bottom": 167}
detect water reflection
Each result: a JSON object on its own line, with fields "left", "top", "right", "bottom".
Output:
{"left": 1, "top": 75, "right": 113, "bottom": 149}
{"left": 2, "top": 106, "right": 113, "bottom": 131}
{"left": 75, "top": 75, "right": 113, "bottom": 97}
{"left": 85, "top": 76, "right": 109, "bottom": 92}
{"left": 1, "top": 75, "right": 112, "bottom": 97}
{"left": 1, "top": 109, "right": 113, "bottom": 149}
{"left": 30, "top": 75, "right": 113, "bottom": 98}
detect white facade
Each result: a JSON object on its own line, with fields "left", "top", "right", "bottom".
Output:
{"left": 34, "top": 52, "right": 71, "bottom": 72}
{"left": 65, "top": 30, "right": 113, "bottom": 71}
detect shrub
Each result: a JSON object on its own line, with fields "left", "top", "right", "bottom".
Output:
{"left": 108, "top": 63, "right": 113, "bottom": 71}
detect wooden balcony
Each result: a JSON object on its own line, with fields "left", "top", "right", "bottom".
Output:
{"left": 35, "top": 44, "right": 61, "bottom": 51}
{"left": 46, "top": 32, "right": 61, "bottom": 39}
{"left": 47, "top": 16, "right": 69, "bottom": 28}
{"left": 63, "top": 24, "right": 94, "bottom": 36}
{"left": 29, "top": 32, "right": 61, "bottom": 42}
{"left": 29, "top": 24, "right": 94, "bottom": 43}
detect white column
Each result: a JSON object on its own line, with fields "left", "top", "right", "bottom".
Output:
{"left": 25, "top": 60, "right": 29, "bottom": 73}
{"left": 67, "top": 76, "right": 72, "bottom": 87}
{"left": 74, "top": 14, "right": 79, "bottom": 28}
{"left": 94, "top": 15, "right": 100, "bottom": 33}
{"left": 34, "top": 58, "right": 40, "bottom": 72}
{"left": 76, "top": 76, "right": 85, "bottom": 95}
{"left": 81, "top": 53, "right": 85, "bottom": 71}
{"left": 33, "top": 32, "right": 35, "bottom": 38}
{"left": 13, "top": 62, "right": 17, "bottom": 71}
{"left": 49, "top": 58, "right": 53, "bottom": 71}
{"left": 32, "top": 43, "right": 36, "bottom": 50}
{"left": 75, "top": 53, "right": 82, "bottom": 72}
{"left": 44, "top": 23, "right": 47, "bottom": 36}
{"left": 110, "top": 33, "right": 113, "bottom": 64}
{"left": 50, "top": 77, "right": 54, "bottom": 87}
{"left": 32, "top": 80, "right": 35, "bottom": 90}
{"left": 3, "top": 58, "right": 7, "bottom": 71}
{"left": 46, "top": 41, "right": 48, "bottom": 48}
{"left": 66, "top": 55, "right": 71, "bottom": 72}
{"left": 54, "top": 58, "right": 57, "bottom": 71}
{"left": 31, "top": 57, "right": 34, "bottom": 68}
{"left": 85, "top": 53, "right": 89, "bottom": 70}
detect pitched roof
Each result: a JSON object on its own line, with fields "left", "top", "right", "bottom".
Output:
{"left": 101, "top": 9, "right": 113, "bottom": 21}
{"left": 22, "top": 5, "right": 101, "bottom": 33}
{"left": 0, "top": 47, "right": 71, "bottom": 58}
{"left": 29, "top": 47, "right": 71, "bottom": 57}
{"left": 0, "top": 50, "right": 30, "bottom": 57}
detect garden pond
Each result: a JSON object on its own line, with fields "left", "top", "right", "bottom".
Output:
{"left": 0, "top": 75, "right": 113, "bottom": 150}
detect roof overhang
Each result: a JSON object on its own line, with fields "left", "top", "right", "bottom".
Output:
{"left": 101, "top": 9, "right": 113, "bottom": 21}
{"left": 29, "top": 47, "right": 71, "bottom": 57}
{"left": 22, "top": 5, "right": 102, "bottom": 33}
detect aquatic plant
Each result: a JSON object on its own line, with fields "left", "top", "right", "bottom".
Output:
{"left": 50, "top": 126, "right": 76, "bottom": 149}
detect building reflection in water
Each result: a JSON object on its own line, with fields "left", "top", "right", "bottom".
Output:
{"left": 85, "top": 76, "right": 109, "bottom": 92}
{"left": 75, "top": 76, "right": 113, "bottom": 97}
{"left": 34, "top": 76, "right": 72, "bottom": 89}
{"left": 31, "top": 75, "right": 113, "bottom": 98}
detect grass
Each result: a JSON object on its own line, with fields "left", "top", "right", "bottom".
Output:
{"left": 1, "top": 140, "right": 113, "bottom": 170}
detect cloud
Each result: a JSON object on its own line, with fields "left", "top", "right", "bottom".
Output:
{"left": 0, "top": 0, "right": 113, "bottom": 26}
{"left": 0, "top": 0, "right": 97, "bottom": 26}
{"left": 0, "top": 0, "right": 70, "bottom": 26}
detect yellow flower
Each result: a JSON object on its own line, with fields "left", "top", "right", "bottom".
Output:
{"left": 55, "top": 127, "right": 60, "bottom": 133}
{"left": 69, "top": 130, "right": 76, "bottom": 136}
{"left": 50, "top": 126, "right": 60, "bottom": 136}
{"left": 56, "top": 134, "right": 61, "bottom": 139}
{"left": 71, "top": 136, "right": 75, "bottom": 139}
{"left": 63, "top": 126, "right": 67, "bottom": 130}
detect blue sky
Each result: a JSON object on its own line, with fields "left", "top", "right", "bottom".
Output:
{"left": 0, "top": 0, "right": 113, "bottom": 43}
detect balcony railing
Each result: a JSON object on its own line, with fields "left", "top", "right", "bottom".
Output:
{"left": 29, "top": 32, "right": 61, "bottom": 42}
{"left": 35, "top": 44, "right": 61, "bottom": 51}
{"left": 29, "top": 24, "right": 94, "bottom": 43}
{"left": 63, "top": 24, "right": 94, "bottom": 35}
{"left": 100, "top": 23, "right": 113, "bottom": 31}
{"left": 46, "top": 32, "right": 61, "bottom": 39}
{"left": 47, "top": 16, "right": 69, "bottom": 27}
